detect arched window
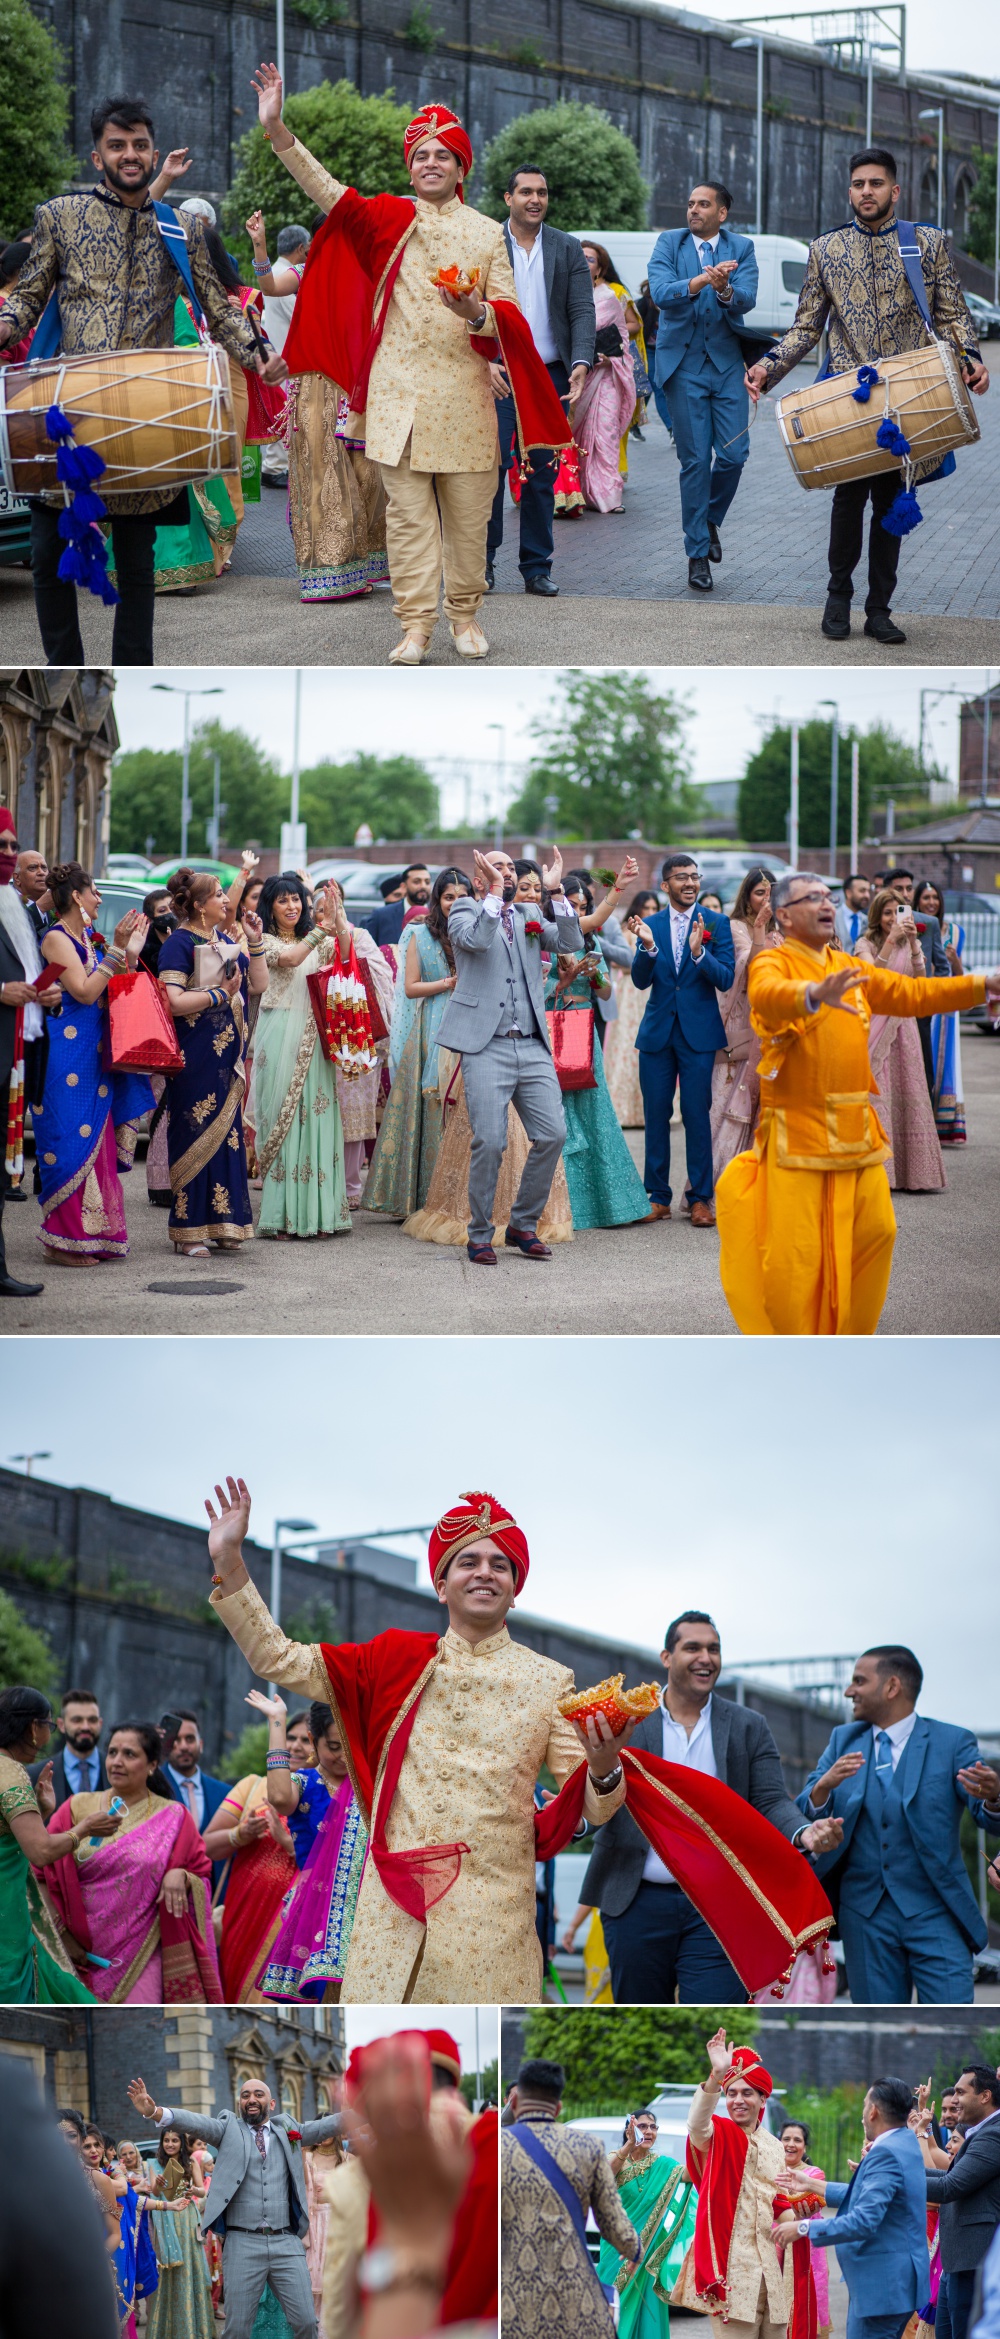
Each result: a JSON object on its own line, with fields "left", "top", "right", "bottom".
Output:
{"left": 919, "top": 165, "right": 938, "bottom": 223}
{"left": 953, "top": 170, "right": 975, "bottom": 247}
{"left": 280, "top": 2072, "right": 302, "bottom": 2123}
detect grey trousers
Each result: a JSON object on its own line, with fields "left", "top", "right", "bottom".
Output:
{"left": 460, "top": 1032, "right": 566, "bottom": 1247}
{"left": 220, "top": 2232, "right": 317, "bottom": 2339}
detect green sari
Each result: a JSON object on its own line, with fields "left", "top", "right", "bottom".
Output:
{"left": 147, "top": 2175, "right": 215, "bottom": 2339}
{"left": 364, "top": 924, "right": 452, "bottom": 1216}
{"left": 597, "top": 2157, "right": 695, "bottom": 2339}
{"left": 0, "top": 1753, "right": 96, "bottom": 2004}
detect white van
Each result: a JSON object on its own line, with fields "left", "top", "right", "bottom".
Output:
{"left": 567, "top": 230, "right": 809, "bottom": 347}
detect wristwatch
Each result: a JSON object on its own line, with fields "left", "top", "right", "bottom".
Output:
{"left": 591, "top": 1761, "right": 624, "bottom": 1795}
{"left": 359, "top": 2246, "right": 446, "bottom": 2296}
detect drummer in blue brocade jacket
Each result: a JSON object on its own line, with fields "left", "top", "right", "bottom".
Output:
{"left": 629, "top": 852, "right": 735, "bottom": 1232}
{"left": 745, "top": 144, "right": 988, "bottom": 650}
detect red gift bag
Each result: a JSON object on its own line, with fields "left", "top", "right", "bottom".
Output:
{"left": 307, "top": 964, "right": 335, "bottom": 1062}
{"left": 357, "top": 952, "right": 388, "bottom": 1042}
{"left": 103, "top": 968, "right": 183, "bottom": 1073}
{"left": 546, "top": 1006, "right": 597, "bottom": 1091}
{"left": 306, "top": 946, "right": 379, "bottom": 1075}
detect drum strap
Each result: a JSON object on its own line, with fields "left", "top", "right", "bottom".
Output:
{"left": 895, "top": 222, "right": 935, "bottom": 338}
{"left": 27, "top": 199, "right": 206, "bottom": 361}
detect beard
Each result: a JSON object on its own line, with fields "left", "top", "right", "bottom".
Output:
{"left": 850, "top": 188, "right": 894, "bottom": 225}
{"left": 101, "top": 156, "right": 156, "bottom": 196}
{"left": 243, "top": 2104, "right": 266, "bottom": 2125}
{"left": 502, "top": 883, "right": 516, "bottom": 902}
{"left": 67, "top": 1731, "right": 97, "bottom": 1751}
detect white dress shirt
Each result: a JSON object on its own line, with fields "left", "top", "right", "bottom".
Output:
{"left": 642, "top": 1692, "right": 718, "bottom": 1885}
{"left": 508, "top": 228, "right": 559, "bottom": 364}
{"left": 668, "top": 901, "right": 698, "bottom": 969}
{"left": 62, "top": 1744, "right": 101, "bottom": 1796}
{"left": 167, "top": 1763, "right": 205, "bottom": 1828}
{"left": 873, "top": 1710, "right": 919, "bottom": 1769}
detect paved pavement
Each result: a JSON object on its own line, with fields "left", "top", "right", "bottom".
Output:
{"left": 3, "top": 1022, "right": 998, "bottom": 1339}
{"left": 2, "top": 357, "right": 998, "bottom": 666}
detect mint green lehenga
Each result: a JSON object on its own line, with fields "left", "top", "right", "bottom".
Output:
{"left": 252, "top": 934, "right": 351, "bottom": 1239}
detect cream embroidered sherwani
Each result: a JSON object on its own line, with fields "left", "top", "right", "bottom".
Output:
{"left": 211, "top": 1575, "right": 625, "bottom": 2003}
{"left": 672, "top": 2089, "right": 793, "bottom": 2334}
{"left": 278, "top": 138, "right": 518, "bottom": 632}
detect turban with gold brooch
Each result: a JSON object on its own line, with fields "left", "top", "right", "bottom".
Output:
{"left": 428, "top": 1491, "right": 529, "bottom": 1592}
{"left": 403, "top": 104, "right": 473, "bottom": 196}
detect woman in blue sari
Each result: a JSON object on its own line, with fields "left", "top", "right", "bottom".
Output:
{"left": 914, "top": 881, "right": 968, "bottom": 1143}
{"left": 37, "top": 864, "right": 154, "bottom": 1262}
{"left": 157, "top": 867, "right": 269, "bottom": 1256}
{"left": 543, "top": 945, "right": 651, "bottom": 1228}
{"left": 363, "top": 867, "right": 470, "bottom": 1218}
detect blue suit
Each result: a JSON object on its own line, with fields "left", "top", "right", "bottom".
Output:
{"left": 166, "top": 1767, "right": 231, "bottom": 1891}
{"left": 631, "top": 909, "right": 734, "bottom": 1206}
{"left": 809, "top": 2125, "right": 930, "bottom": 2339}
{"left": 647, "top": 226, "right": 759, "bottom": 558}
{"left": 797, "top": 1716, "right": 994, "bottom": 2004}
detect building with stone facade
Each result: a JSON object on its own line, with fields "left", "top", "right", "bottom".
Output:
{"left": 0, "top": 669, "right": 117, "bottom": 874}
{"left": 26, "top": 1, "right": 1000, "bottom": 273}
{"left": 0, "top": 2003, "right": 345, "bottom": 2131}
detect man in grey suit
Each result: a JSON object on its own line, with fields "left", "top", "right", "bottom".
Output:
{"left": 436, "top": 845, "right": 584, "bottom": 1264}
{"left": 835, "top": 873, "right": 872, "bottom": 951}
{"left": 485, "top": 166, "right": 596, "bottom": 595}
{"left": 580, "top": 1607, "right": 843, "bottom": 2002}
{"left": 128, "top": 2072, "right": 339, "bottom": 2339}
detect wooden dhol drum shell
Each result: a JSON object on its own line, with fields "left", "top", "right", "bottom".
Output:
{"left": 0, "top": 345, "right": 240, "bottom": 497}
{"left": 775, "top": 339, "right": 980, "bottom": 489}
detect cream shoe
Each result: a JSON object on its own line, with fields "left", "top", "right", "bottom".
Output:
{"left": 449, "top": 619, "right": 489, "bottom": 659}
{"left": 388, "top": 633, "right": 428, "bottom": 666}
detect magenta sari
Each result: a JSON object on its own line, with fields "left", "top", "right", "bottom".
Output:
{"left": 44, "top": 1797, "right": 222, "bottom": 2003}
{"left": 573, "top": 286, "right": 636, "bottom": 512}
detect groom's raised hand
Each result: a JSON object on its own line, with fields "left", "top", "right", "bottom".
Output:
{"left": 204, "top": 1476, "right": 252, "bottom": 1592}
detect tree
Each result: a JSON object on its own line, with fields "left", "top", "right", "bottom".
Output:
{"left": 0, "top": 1585, "right": 59, "bottom": 1697}
{"left": 737, "top": 720, "right": 944, "bottom": 850}
{"left": 224, "top": 81, "right": 413, "bottom": 263}
{"left": 0, "top": 0, "right": 74, "bottom": 240}
{"left": 480, "top": 103, "right": 648, "bottom": 232}
{"left": 298, "top": 752, "right": 439, "bottom": 846}
{"left": 460, "top": 2059, "right": 499, "bottom": 2111}
{"left": 109, "top": 720, "right": 288, "bottom": 857}
{"left": 219, "top": 1719, "right": 267, "bottom": 1782}
{"left": 507, "top": 670, "right": 696, "bottom": 842}
{"left": 966, "top": 146, "right": 997, "bottom": 267}
{"left": 521, "top": 2007, "right": 757, "bottom": 2103}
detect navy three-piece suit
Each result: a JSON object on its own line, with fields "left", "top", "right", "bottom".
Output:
{"left": 647, "top": 225, "right": 758, "bottom": 559}
{"left": 631, "top": 910, "right": 734, "bottom": 1206}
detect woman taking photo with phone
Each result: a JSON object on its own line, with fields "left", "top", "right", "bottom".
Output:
{"left": 856, "top": 889, "right": 946, "bottom": 1192}
{"left": 157, "top": 867, "right": 269, "bottom": 1257}
{"left": 598, "top": 2110, "right": 695, "bottom": 2339}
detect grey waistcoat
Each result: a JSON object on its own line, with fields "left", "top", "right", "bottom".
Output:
{"left": 227, "top": 2129, "right": 293, "bottom": 2229}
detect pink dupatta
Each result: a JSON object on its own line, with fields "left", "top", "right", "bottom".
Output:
{"left": 42, "top": 1797, "right": 223, "bottom": 2003}
{"left": 573, "top": 284, "right": 636, "bottom": 512}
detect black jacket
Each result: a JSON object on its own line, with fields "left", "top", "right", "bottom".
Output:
{"left": 581, "top": 1691, "right": 807, "bottom": 1919}
{"left": 502, "top": 222, "right": 596, "bottom": 374}
{"left": 925, "top": 2116, "right": 1000, "bottom": 2273}
{"left": 27, "top": 1746, "right": 109, "bottom": 1804}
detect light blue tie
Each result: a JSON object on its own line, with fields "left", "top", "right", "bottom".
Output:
{"left": 699, "top": 242, "right": 713, "bottom": 270}
{"left": 874, "top": 1730, "right": 894, "bottom": 1792}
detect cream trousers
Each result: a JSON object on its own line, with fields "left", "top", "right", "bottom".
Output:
{"left": 379, "top": 438, "right": 497, "bottom": 634}
{"left": 711, "top": 2277, "right": 788, "bottom": 2339}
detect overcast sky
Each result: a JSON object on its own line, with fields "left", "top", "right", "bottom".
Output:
{"left": 687, "top": 1, "right": 997, "bottom": 81}
{"left": 111, "top": 667, "right": 996, "bottom": 831}
{"left": 343, "top": 2005, "right": 499, "bottom": 2068}
{"left": 4, "top": 1337, "right": 996, "bottom": 1728}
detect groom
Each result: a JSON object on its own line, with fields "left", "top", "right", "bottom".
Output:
{"left": 436, "top": 845, "right": 584, "bottom": 1264}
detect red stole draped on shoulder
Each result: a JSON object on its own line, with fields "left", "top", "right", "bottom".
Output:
{"left": 319, "top": 1633, "right": 469, "bottom": 1925}
{"left": 534, "top": 1747, "right": 834, "bottom": 1995}
{"left": 775, "top": 2194, "right": 820, "bottom": 2339}
{"left": 283, "top": 189, "right": 572, "bottom": 455}
{"left": 686, "top": 2113, "right": 751, "bottom": 2309}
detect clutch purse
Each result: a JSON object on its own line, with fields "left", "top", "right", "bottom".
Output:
{"left": 102, "top": 968, "right": 184, "bottom": 1073}
{"left": 194, "top": 941, "right": 241, "bottom": 989}
{"left": 546, "top": 1006, "right": 597, "bottom": 1091}
{"left": 557, "top": 1675, "right": 661, "bottom": 1733}
{"left": 593, "top": 322, "right": 626, "bottom": 360}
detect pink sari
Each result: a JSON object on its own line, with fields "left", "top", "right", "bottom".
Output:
{"left": 573, "top": 286, "right": 636, "bottom": 511}
{"left": 43, "top": 1797, "right": 223, "bottom": 2003}
{"left": 859, "top": 935, "right": 946, "bottom": 1192}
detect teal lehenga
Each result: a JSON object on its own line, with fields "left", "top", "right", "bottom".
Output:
{"left": 542, "top": 962, "right": 651, "bottom": 1228}
{"left": 363, "top": 922, "right": 453, "bottom": 1217}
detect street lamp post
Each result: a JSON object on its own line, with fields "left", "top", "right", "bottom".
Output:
{"left": 269, "top": 1516, "right": 318, "bottom": 1695}
{"left": 151, "top": 684, "right": 224, "bottom": 860}
{"left": 864, "top": 41, "right": 896, "bottom": 145}
{"left": 919, "top": 107, "right": 945, "bottom": 231}
{"left": 850, "top": 740, "right": 860, "bottom": 868}
{"left": 817, "top": 699, "right": 839, "bottom": 879}
{"left": 994, "top": 103, "right": 1000, "bottom": 310}
{"left": 9, "top": 1451, "right": 52, "bottom": 1478}
{"left": 487, "top": 723, "right": 506, "bottom": 851}
{"left": 732, "top": 36, "right": 765, "bottom": 235}
{"left": 276, "top": 0, "right": 285, "bottom": 87}
{"left": 789, "top": 720, "right": 800, "bottom": 868}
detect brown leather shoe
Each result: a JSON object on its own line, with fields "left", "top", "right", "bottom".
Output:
{"left": 689, "top": 1199, "right": 717, "bottom": 1228}
{"left": 647, "top": 1202, "right": 671, "bottom": 1222}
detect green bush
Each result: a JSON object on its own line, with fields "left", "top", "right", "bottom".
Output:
{"left": 481, "top": 103, "right": 648, "bottom": 232}
{"left": 0, "top": 0, "right": 74, "bottom": 239}
{"left": 224, "top": 81, "right": 413, "bottom": 264}
{"left": 737, "top": 719, "right": 944, "bottom": 850}
{"left": 0, "top": 1585, "right": 59, "bottom": 1698}
{"left": 966, "top": 146, "right": 997, "bottom": 265}
{"left": 517, "top": 2007, "right": 757, "bottom": 2098}
{"left": 298, "top": 753, "right": 439, "bottom": 847}
{"left": 109, "top": 719, "right": 288, "bottom": 858}
{"left": 220, "top": 1720, "right": 269, "bottom": 1782}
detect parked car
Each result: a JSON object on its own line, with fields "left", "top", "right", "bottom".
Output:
{"left": 146, "top": 856, "right": 244, "bottom": 884}
{"left": 964, "top": 292, "right": 1000, "bottom": 341}
{"left": 105, "top": 853, "right": 155, "bottom": 882}
{"left": 0, "top": 481, "right": 31, "bottom": 568}
{"left": 565, "top": 231, "right": 810, "bottom": 351}
{"left": 306, "top": 860, "right": 448, "bottom": 925}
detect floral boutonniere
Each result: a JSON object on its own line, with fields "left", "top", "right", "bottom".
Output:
{"left": 523, "top": 918, "right": 543, "bottom": 939}
{"left": 285, "top": 2126, "right": 302, "bottom": 2144}
{"left": 914, "top": 920, "right": 926, "bottom": 935}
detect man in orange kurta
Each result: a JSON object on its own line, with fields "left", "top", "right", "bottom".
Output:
{"left": 715, "top": 873, "right": 999, "bottom": 1335}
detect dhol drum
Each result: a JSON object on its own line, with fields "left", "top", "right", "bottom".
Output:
{"left": 774, "top": 338, "right": 979, "bottom": 488}
{"left": 0, "top": 344, "right": 239, "bottom": 497}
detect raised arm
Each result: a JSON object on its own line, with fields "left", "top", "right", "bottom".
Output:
{"left": 865, "top": 964, "right": 987, "bottom": 1021}
{"left": 588, "top": 2147, "right": 641, "bottom": 2260}
{"left": 299, "top": 2113, "right": 343, "bottom": 2148}
{"left": 205, "top": 1475, "right": 334, "bottom": 1699}
{"left": 251, "top": 62, "right": 345, "bottom": 213}
{"left": 126, "top": 2078, "right": 226, "bottom": 2148}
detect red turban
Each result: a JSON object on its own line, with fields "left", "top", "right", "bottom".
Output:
{"left": 423, "top": 2028, "right": 462, "bottom": 2081}
{"left": 726, "top": 2045, "right": 773, "bottom": 2109}
{"left": 428, "top": 1491, "right": 529, "bottom": 1593}
{"left": 403, "top": 105, "right": 473, "bottom": 197}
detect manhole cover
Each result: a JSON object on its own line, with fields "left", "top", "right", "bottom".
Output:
{"left": 145, "top": 1280, "right": 245, "bottom": 1296}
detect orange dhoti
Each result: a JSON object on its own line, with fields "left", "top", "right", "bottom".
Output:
{"left": 716, "top": 937, "right": 986, "bottom": 1337}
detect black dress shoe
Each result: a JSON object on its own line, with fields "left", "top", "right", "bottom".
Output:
{"left": 864, "top": 610, "right": 907, "bottom": 645}
{"left": 485, "top": 560, "right": 495, "bottom": 591}
{"left": 467, "top": 1241, "right": 497, "bottom": 1265}
{"left": 504, "top": 1227, "right": 552, "bottom": 1258}
{"left": 688, "top": 556, "right": 712, "bottom": 592}
{"left": 707, "top": 522, "right": 722, "bottom": 564}
{"left": 0, "top": 1268, "right": 44, "bottom": 1296}
{"left": 821, "top": 595, "right": 851, "bottom": 640}
{"left": 524, "top": 574, "right": 559, "bottom": 596}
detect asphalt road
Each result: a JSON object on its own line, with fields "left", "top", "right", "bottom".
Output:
{"left": 2, "top": 354, "right": 999, "bottom": 666}
{"left": 3, "top": 1021, "right": 998, "bottom": 1339}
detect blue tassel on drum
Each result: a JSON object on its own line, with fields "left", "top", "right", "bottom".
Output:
{"left": 852, "top": 365, "right": 881, "bottom": 401}
{"left": 876, "top": 416, "right": 912, "bottom": 460}
{"left": 44, "top": 401, "right": 120, "bottom": 606}
{"left": 881, "top": 485, "right": 924, "bottom": 536}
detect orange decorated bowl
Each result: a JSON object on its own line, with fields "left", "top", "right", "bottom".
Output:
{"left": 429, "top": 264, "right": 482, "bottom": 295}
{"left": 557, "top": 1674, "right": 661, "bottom": 1735}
